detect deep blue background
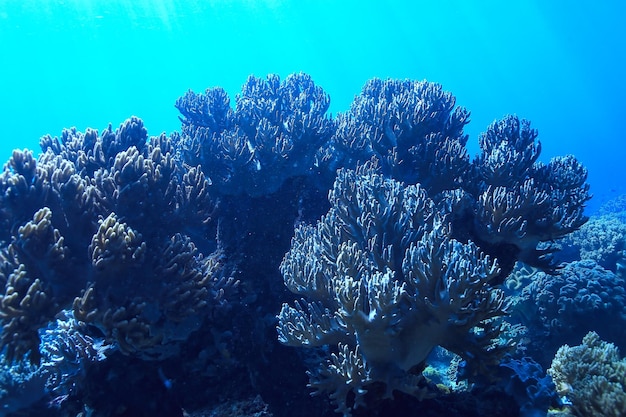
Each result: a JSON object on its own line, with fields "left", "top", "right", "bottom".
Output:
{"left": 1, "top": 0, "right": 624, "bottom": 212}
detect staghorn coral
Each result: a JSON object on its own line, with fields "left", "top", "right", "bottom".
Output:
{"left": 548, "top": 331, "right": 626, "bottom": 417}
{"left": 175, "top": 72, "right": 334, "bottom": 197}
{"left": 277, "top": 163, "right": 510, "bottom": 415}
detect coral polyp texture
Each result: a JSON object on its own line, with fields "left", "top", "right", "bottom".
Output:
{"left": 277, "top": 163, "right": 510, "bottom": 415}
{"left": 561, "top": 213, "right": 626, "bottom": 272}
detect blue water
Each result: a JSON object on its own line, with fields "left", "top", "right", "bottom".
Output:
{"left": 1, "top": 2, "right": 626, "bottom": 416}
{"left": 1, "top": 0, "right": 624, "bottom": 213}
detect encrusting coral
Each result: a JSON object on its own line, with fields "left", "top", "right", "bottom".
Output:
{"left": 277, "top": 162, "right": 511, "bottom": 415}
{"left": 510, "top": 260, "right": 626, "bottom": 368}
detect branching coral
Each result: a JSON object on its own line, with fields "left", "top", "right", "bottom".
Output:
{"left": 324, "top": 78, "right": 471, "bottom": 195}
{"left": 0, "top": 149, "right": 56, "bottom": 245}
{"left": 471, "top": 116, "right": 590, "bottom": 271}
{"left": 0, "top": 117, "right": 232, "bottom": 365}
{"left": 277, "top": 163, "right": 510, "bottom": 415}
{"left": 0, "top": 208, "right": 79, "bottom": 363}
{"left": 0, "top": 73, "right": 595, "bottom": 416}
{"left": 548, "top": 331, "right": 626, "bottom": 417}
{"left": 318, "top": 80, "right": 589, "bottom": 279}
{"left": 175, "top": 72, "right": 334, "bottom": 197}
{"left": 272, "top": 77, "right": 589, "bottom": 414}
{"left": 474, "top": 116, "right": 541, "bottom": 187}
{"left": 74, "top": 213, "right": 232, "bottom": 359}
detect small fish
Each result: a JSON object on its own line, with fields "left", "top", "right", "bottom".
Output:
{"left": 158, "top": 367, "right": 173, "bottom": 390}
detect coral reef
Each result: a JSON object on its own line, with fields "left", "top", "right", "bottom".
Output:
{"left": 73, "top": 214, "right": 229, "bottom": 360}
{"left": 0, "top": 206, "right": 81, "bottom": 364}
{"left": 469, "top": 116, "right": 590, "bottom": 274}
{"left": 510, "top": 260, "right": 626, "bottom": 367}
{"left": 323, "top": 78, "right": 471, "bottom": 194}
{"left": 0, "top": 117, "right": 235, "bottom": 365}
{"left": 274, "top": 77, "right": 588, "bottom": 415}
{"left": 548, "top": 331, "right": 626, "bottom": 417}
{"left": 173, "top": 74, "right": 337, "bottom": 389}
{"left": 277, "top": 163, "right": 510, "bottom": 415}
{"left": 175, "top": 72, "right": 334, "bottom": 197}
{"left": 560, "top": 214, "right": 626, "bottom": 272}
{"left": 321, "top": 80, "right": 590, "bottom": 279}
{"left": 0, "top": 73, "right": 593, "bottom": 417}
{"left": 597, "top": 193, "right": 626, "bottom": 218}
